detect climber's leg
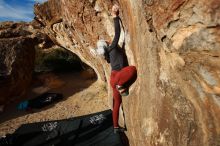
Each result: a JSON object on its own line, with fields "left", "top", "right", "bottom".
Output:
{"left": 118, "top": 66, "right": 137, "bottom": 87}
{"left": 110, "top": 71, "right": 122, "bottom": 128}
{"left": 115, "top": 66, "right": 137, "bottom": 95}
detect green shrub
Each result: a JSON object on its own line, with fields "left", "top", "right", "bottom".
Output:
{"left": 35, "top": 47, "right": 82, "bottom": 73}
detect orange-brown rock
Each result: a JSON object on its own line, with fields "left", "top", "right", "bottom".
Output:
{"left": 34, "top": 0, "right": 220, "bottom": 145}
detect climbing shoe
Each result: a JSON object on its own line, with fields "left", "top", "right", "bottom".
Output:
{"left": 116, "top": 85, "right": 129, "bottom": 96}
{"left": 114, "top": 127, "right": 126, "bottom": 134}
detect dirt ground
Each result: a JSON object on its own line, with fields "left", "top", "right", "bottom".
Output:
{"left": 0, "top": 72, "right": 109, "bottom": 136}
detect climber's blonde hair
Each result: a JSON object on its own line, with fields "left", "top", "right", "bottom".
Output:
{"left": 96, "top": 39, "right": 108, "bottom": 56}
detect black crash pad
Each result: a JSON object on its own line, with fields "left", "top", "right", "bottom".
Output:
{"left": 0, "top": 110, "right": 124, "bottom": 146}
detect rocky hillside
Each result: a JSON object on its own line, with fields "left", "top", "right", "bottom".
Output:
{"left": 0, "top": 22, "right": 37, "bottom": 106}
{"left": 32, "top": 0, "right": 220, "bottom": 146}
{"left": 0, "top": 21, "right": 55, "bottom": 106}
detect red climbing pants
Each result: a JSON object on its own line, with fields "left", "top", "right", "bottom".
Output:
{"left": 110, "top": 66, "right": 137, "bottom": 128}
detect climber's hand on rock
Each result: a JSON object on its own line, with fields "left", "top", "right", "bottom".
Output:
{"left": 111, "top": 4, "right": 119, "bottom": 17}
{"left": 106, "top": 40, "right": 111, "bottom": 45}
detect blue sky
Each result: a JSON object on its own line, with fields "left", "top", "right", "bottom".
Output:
{"left": 0, "top": 0, "right": 47, "bottom": 22}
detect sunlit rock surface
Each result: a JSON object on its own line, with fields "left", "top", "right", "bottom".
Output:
{"left": 34, "top": 0, "right": 220, "bottom": 145}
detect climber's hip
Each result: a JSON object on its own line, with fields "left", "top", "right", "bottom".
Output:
{"left": 110, "top": 66, "right": 137, "bottom": 88}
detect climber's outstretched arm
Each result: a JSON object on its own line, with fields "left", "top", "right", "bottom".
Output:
{"left": 106, "top": 16, "right": 121, "bottom": 53}
{"left": 106, "top": 4, "right": 121, "bottom": 53}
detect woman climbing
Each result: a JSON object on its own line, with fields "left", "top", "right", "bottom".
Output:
{"left": 97, "top": 4, "right": 137, "bottom": 133}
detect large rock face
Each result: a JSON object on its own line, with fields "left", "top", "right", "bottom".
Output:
{"left": 34, "top": 0, "right": 220, "bottom": 145}
{"left": 0, "top": 22, "right": 39, "bottom": 105}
